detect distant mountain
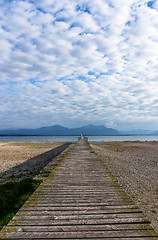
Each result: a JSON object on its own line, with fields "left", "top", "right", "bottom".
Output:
{"left": 68, "top": 125, "right": 120, "bottom": 136}
{"left": 120, "top": 129, "right": 156, "bottom": 135}
{"left": 0, "top": 124, "right": 120, "bottom": 136}
{"left": 152, "top": 131, "right": 158, "bottom": 136}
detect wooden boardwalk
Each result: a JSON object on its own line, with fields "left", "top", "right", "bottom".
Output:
{"left": 0, "top": 138, "right": 158, "bottom": 239}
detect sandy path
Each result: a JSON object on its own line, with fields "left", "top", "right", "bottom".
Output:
{"left": 90, "top": 141, "right": 158, "bottom": 232}
{"left": 0, "top": 142, "right": 63, "bottom": 174}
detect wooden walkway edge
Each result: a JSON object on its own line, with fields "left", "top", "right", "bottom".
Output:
{"left": 0, "top": 138, "right": 158, "bottom": 239}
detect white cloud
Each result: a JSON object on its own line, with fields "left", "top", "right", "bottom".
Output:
{"left": 0, "top": 0, "right": 158, "bottom": 130}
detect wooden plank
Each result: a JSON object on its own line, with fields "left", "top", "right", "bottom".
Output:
{"left": 1, "top": 229, "right": 157, "bottom": 238}
{"left": 21, "top": 208, "right": 141, "bottom": 214}
{"left": 24, "top": 203, "right": 139, "bottom": 208}
{"left": 26, "top": 200, "right": 135, "bottom": 205}
{"left": 5, "top": 223, "right": 154, "bottom": 231}
{"left": 16, "top": 212, "right": 144, "bottom": 220}
{"left": 11, "top": 216, "right": 149, "bottom": 224}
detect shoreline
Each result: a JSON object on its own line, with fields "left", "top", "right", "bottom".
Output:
{"left": 1, "top": 135, "right": 158, "bottom": 143}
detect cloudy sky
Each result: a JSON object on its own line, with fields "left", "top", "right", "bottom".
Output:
{"left": 0, "top": 0, "right": 158, "bottom": 131}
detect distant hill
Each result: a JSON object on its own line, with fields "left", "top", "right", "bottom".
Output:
{"left": 120, "top": 129, "right": 157, "bottom": 135}
{"left": 152, "top": 131, "right": 158, "bottom": 135}
{"left": 69, "top": 125, "right": 120, "bottom": 136}
{"left": 0, "top": 124, "right": 120, "bottom": 136}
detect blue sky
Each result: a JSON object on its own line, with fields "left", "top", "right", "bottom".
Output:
{"left": 0, "top": 0, "right": 158, "bottom": 131}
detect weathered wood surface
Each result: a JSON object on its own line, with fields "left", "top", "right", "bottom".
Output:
{"left": 0, "top": 138, "right": 158, "bottom": 239}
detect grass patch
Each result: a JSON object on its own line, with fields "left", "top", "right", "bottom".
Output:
{"left": 0, "top": 178, "right": 42, "bottom": 230}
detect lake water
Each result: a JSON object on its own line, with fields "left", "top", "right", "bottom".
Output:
{"left": 0, "top": 135, "right": 158, "bottom": 143}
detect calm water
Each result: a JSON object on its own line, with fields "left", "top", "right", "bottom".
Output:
{"left": 0, "top": 135, "right": 158, "bottom": 143}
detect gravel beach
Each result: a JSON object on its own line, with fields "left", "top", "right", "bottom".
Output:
{"left": 0, "top": 142, "right": 63, "bottom": 174}
{"left": 90, "top": 141, "right": 158, "bottom": 232}
{"left": 0, "top": 141, "right": 71, "bottom": 184}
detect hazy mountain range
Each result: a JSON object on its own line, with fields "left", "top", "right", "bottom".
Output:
{"left": 0, "top": 124, "right": 120, "bottom": 136}
{"left": 0, "top": 125, "right": 157, "bottom": 136}
{"left": 121, "top": 129, "right": 158, "bottom": 135}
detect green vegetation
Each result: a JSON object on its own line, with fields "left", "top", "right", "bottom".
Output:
{"left": 0, "top": 178, "right": 42, "bottom": 230}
